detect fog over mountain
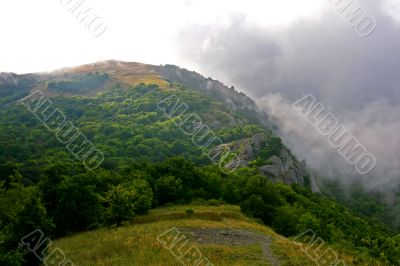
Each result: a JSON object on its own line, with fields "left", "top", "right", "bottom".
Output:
{"left": 176, "top": 0, "right": 400, "bottom": 191}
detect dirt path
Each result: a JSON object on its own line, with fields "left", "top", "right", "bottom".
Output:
{"left": 179, "top": 228, "right": 280, "bottom": 266}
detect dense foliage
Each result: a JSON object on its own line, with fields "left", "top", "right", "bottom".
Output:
{"left": 1, "top": 158, "right": 399, "bottom": 265}
{"left": 0, "top": 82, "right": 399, "bottom": 265}
{"left": 320, "top": 178, "right": 400, "bottom": 233}
{"left": 0, "top": 83, "right": 270, "bottom": 174}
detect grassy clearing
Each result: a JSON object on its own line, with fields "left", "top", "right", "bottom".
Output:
{"left": 50, "top": 205, "right": 370, "bottom": 265}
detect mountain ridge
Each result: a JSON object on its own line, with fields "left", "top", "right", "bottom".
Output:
{"left": 0, "top": 60, "right": 304, "bottom": 185}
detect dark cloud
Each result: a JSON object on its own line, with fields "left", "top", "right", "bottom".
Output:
{"left": 176, "top": 0, "right": 400, "bottom": 190}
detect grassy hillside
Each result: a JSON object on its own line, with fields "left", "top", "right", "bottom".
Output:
{"left": 1, "top": 62, "right": 399, "bottom": 265}
{"left": 51, "top": 204, "right": 362, "bottom": 266}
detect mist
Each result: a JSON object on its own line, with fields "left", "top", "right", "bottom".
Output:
{"left": 175, "top": 0, "right": 400, "bottom": 191}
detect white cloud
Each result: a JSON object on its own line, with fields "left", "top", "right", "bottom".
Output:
{"left": 383, "top": 0, "right": 400, "bottom": 24}
{"left": 0, "top": 0, "right": 326, "bottom": 73}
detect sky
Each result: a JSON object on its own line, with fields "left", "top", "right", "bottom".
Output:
{"left": 1, "top": 0, "right": 399, "bottom": 191}
{"left": 0, "top": 0, "right": 325, "bottom": 73}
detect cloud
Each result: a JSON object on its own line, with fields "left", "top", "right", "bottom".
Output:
{"left": 176, "top": 0, "right": 400, "bottom": 190}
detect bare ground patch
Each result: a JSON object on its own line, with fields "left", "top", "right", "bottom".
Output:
{"left": 179, "top": 228, "right": 281, "bottom": 266}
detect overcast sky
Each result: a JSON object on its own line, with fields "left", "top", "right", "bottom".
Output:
{"left": 1, "top": 0, "right": 399, "bottom": 190}
{"left": 174, "top": 0, "right": 400, "bottom": 190}
{"left": 0, "top": 0, "right": 327, "bottom": 73}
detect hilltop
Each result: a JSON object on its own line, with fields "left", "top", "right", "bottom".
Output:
{"left": 52, "top": 204, "right": 363, "bottom": 266}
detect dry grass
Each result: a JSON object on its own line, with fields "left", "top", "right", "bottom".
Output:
{"left": 60, "top": 60, "right": 171, "bottom": 89}
{"left": 36, "top": 60, "right": 171, "bottom": 98}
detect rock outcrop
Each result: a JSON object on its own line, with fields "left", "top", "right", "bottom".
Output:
{"left": 258, "top": 150, "right": 306, "bottom": 185}
{"left": 213, "top": 133, "right": 306, "bottom": 185}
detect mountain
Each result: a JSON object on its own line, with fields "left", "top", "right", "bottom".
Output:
{"left": 0, "top": 60, "right": 307, "bottom": 185}
{"left": 0, "top": 61, "right": 399, "bottom": 265}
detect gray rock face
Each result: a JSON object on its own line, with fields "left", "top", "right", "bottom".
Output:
{"left": 259, "top": 156, "right": 283, "bottom": 178}
{"left": 252, "top": 133, "right": 265, "bottom": 152}
{"left": 259, "top": 150, "right": 305, "bottom": 185}
{"left": 212, "top": 133, "right": 306, "bottom": 185}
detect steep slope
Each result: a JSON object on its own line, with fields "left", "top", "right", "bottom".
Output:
{"left": 0, "top": 60, "right": 306, "bottom": 185}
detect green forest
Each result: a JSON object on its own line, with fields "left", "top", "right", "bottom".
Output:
{"left": 1, "top": 83, "right": 399, "bottom": 265}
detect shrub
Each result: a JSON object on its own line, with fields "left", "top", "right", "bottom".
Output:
{"left": 240, "top": 195, "right": 266, "bottom": 219}
{"left": 102, "top": 179, "right": 153, "bottom": 225}
{"left": 103, "top": 184, "right": 136, "bottom": 226}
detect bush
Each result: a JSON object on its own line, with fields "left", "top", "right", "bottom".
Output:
{"left": 131, "top": 179, "right": 153, "bottom": 215}
{"left": 102, "top": 179, "right": 153, "bottom": 226}
{"left": 273, "top": 206, "right": 305, "bottom": 236}
{"left": 240, "top": 195, "right": 266, "bottom": 219}
{"left": 103, "top": 184, "right": 137, "bottom": 226}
